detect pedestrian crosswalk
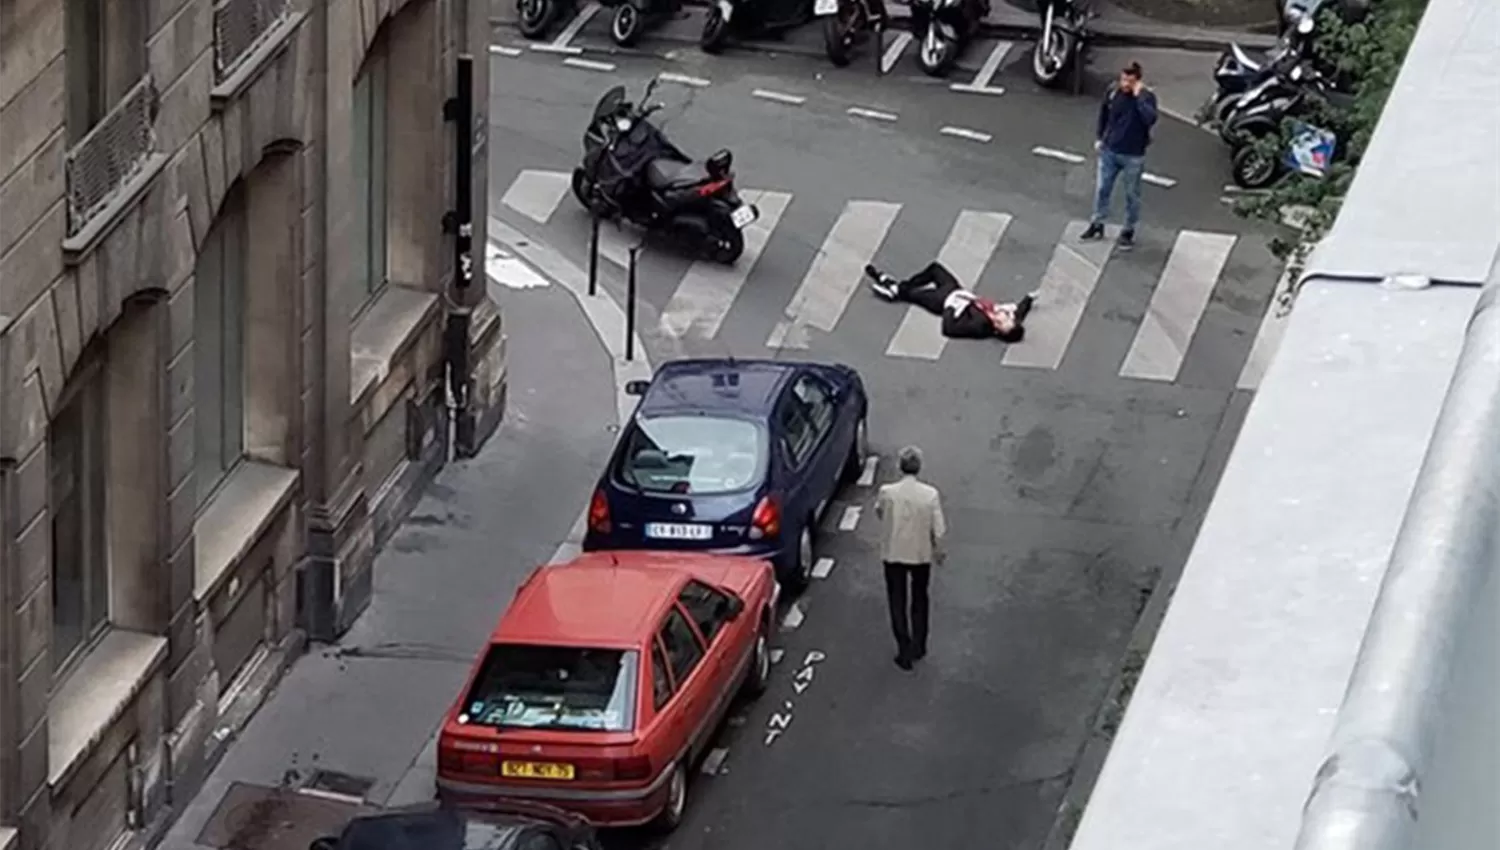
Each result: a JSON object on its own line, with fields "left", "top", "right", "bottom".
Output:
{"left": 494, "top": 167, "right": 1283, "bottom": 390}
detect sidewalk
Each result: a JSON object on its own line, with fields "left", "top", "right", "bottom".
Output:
{"left": 158, "top": 228, "right": 646, "bottom": 850}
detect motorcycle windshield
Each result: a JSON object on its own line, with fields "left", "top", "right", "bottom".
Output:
{"left": 591, "top": 86, "right": 627, "bottom": 123}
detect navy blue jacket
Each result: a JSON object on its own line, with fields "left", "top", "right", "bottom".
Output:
{"left": 1096, "top": 86, "right": 1159, "bottom": 157}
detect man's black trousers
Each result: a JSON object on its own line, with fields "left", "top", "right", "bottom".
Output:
{"left": 884, "top": 562, "right": 931, "bottom": 660}
{"left": 895, "top": 262, "right": 963, "bottom": 315}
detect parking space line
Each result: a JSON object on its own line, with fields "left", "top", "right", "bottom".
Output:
{"left": 562, "top": 56, "right": 616, "bottom": 72}
{"left": 949, "top": 40, "right": 1012, "bottom": 95}
{"left": 1119, "top": 230, "right": 1238, "bottom": 382}
{"left": 702, "top": 748, "right": 730, "bottom": 775}
{"left": 531, "top": 1, "right": 597, "bottom": 54}
{"left": 880, "top": 31, "right": 913, "bottom": 74}
{"left": 847, "top": 106, "right": 898, "bottom": 122}
{"left": 488, "top": 45, "right": 521, "bottom": 56}
{"left": 940, "top": 126, "right": 993, "bottom": 143}
{"left": 782, "top": 604, "right": 805, "bottom": 630}
{"left": 1032, "top": 145, "right": 1086, "bottom": 164}
{"left": 1143, "top": 172, "right": 1178, "bottom": 188}
{"left": 770, "top": 648, "right": 785, "bottom": 665}
{"left": 753, "top": 88, "right": 807, "bottom": 106}
{"left": 838, "top": 506, "right": 862, "bottom": 531}
{"left": 811, "top": 557, "right": 836, "bottom": 579}
{"left": 857, "top": 455, "right": 878, "bottom": 487}
{"left": 658, "top": 71, "right": 711, "bottom": 88}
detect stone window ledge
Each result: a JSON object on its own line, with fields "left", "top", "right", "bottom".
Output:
{"left": 194, "top": 460, "right": 300, "bottom": 601}
{"left": 351, "top": 285, "right": 440, "bottom": 407}
{"left": 210, "top": 11, "right": 308, "bottom": 110}
{"left": 48, "top": 628, "right": 167, "bottom": 788}
{"left": 60, "top": 153, "right": 170, "bottom": 265}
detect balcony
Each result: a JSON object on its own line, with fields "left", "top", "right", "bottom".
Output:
{"left": 213, "top": 0, "right": 295, "bottom": 89}
{"left": 62, "top": 76, "right": 167, "bottom": 257}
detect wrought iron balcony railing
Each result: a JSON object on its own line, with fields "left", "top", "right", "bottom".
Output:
{"left": 213, "top": 0, "right": 293, "bottom": 85}
{"left": 63, "top": 77, "right": 159, "bottom": 238}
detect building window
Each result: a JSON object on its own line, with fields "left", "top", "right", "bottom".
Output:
{"left": 351, "top": 46, "right": 389, "bottom": 317}
{"left": 194, "top": 187, "right": 248, "bottom": 505}
{"left": 51, "top": 359, "right": 109, "bottom": 674}
{"left": 65, "top": 0, "right": 146, "bottom": 141}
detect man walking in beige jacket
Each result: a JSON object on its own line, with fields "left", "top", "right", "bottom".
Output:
{"left": 875, "top": 446, "right": 947, "bottom": 670}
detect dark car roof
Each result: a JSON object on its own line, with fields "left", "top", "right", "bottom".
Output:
{"left": 335, "top": 807, "right": 524, "bottom": 850}
{"left": 636, "top": 359, "right": 798, "bottom": 418}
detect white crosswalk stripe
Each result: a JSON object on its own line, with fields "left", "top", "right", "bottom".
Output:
{"left": 766, "top": 201, "right": 901, "bottom": 350}
{"left": 1119, "top": 231, "right": 1237, "bottom": 382}
{"left": 661, "top": 190, "right": 792, "bottom": 341}
{"left": 493, "top": 170, "right": 1283, "bottom": 388}
{"left": 886, "top": 210, "right": 1013, "bottom": 360}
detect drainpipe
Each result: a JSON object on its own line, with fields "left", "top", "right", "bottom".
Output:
{"left": 442, "top": 54, "right": 476, "bottom": 459}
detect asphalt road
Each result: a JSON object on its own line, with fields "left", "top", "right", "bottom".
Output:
{"left": 484, "top": 41, "right": 1284, "bottom": 850}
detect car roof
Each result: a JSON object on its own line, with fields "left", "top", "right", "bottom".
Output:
{"left": 492, "top": 553, "right": 695, "bottom": 647}
{"left": 337, "top": 806, "right": 527, "bottom": 850}
{"left": 636, "top": 358, "right": 798, "bottom": 418}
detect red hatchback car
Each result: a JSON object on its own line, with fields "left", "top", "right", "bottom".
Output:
{"left": 436, "top": 551, "right": 778, "bottom": 832}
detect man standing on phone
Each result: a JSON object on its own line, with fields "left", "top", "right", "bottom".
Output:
{"left": 1080, "top": 61, "right": 1158, "bottom": 251}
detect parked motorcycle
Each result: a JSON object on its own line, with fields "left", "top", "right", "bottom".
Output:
{"left": 1231, "top": 119, "right": 1340, "bottom": 189}
{"left": 516, "top": 0, "right": 578, "bottom": 39}
{"left": 817, "top": 0, "right": 885, "bottom": 67}
{"left": 909, "top": 0, "right": 989, "bottom": 77}
{"left": 701, "top": 0, "right": 813, "bottom": 54}
{"left": 1219, "top": 62, "right": 1331, "bottom": 151}
{"left": 572, "top": 81, "right": 759, "bottom": 264}
{"left": 1031, "top": 0, "right": 1090, "bottom": 92}
{"left": 610, "top": 0, "right": 679, "bottom": 46}
{"left": 1206, "top": 13, "right": 1313, "bottom": 126}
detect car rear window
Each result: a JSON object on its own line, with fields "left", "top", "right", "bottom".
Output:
{"left": 461, "top": 644, "right": 639, "bottom": 732}
{"left": 617, "top": 415, "right": 765, "bottom": 495}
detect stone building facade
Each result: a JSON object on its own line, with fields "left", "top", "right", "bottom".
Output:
{"left": 0, "top": 0, "right": 503, "bottom": 848}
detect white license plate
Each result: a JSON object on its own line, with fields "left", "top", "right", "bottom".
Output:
{"left": 730, "top": 205, "right": 756, "bottom": 229}
{"left": 645, "top": 523, "right": 713, "bottom": 541}
{"left": 814, "top": 0, "right": 838, "bottom": 15}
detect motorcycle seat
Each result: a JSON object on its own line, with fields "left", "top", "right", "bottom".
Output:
{"left": 646, "top": 159, "right": 710, "bottom": 190}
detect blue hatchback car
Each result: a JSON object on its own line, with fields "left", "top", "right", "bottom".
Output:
{"left": 582, "top": 358, "right": 870, "bottom": 590}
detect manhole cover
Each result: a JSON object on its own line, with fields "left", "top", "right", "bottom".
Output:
{"left": 197, "top": 782, "right": 371, "bottom": 850}
{"left": 302, "top": 769, "right": 376, "bottom": 802}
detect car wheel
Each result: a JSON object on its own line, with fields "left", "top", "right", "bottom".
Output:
{"left": 782, "top": 524, "right": 814, "bottom": 593}
{"left": 842, "top": 415, "right": 869, "bottom": 484}
{"left": 653, "top": 762, "right": 689, "bottom": 833}
{"left": 741, "top": 620, "right": 771, "bottom": 698}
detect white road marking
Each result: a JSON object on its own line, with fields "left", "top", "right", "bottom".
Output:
{"left": 531, "top": 2, "right": 597, "bottom": 54}
{"left": 838, "top": 506, "right": 862, "bottom": 531}
{"left": 886, "top": 210, "right": 1012, "bottom": 360}
{"left": 701, "top": 748, "right": 730, "bottom": 775}
{"left": 562, "top": 57, "right": 617, "bottom": 72}
{"left": 485, "top": 243, "right": 551, "bottom": 289}
{"left": 781, "top": 603, "right": 805, "bottom": 630}
{"left": 880, "top": 31, "right": 913, "bottom": 74}
{"left": 1237, "top": 266, "right": 1297, "bottom": 390}
{"left": 1003, "top": 220, "right": 1116, "bottom": 370}
{"left": 811, "top": 557, "right": 836, "bottom": 579}
{"left": 488, "top": 45, "right": 522, "bottom": 56}
{"left": 940, "top": 126, "right": 993, "bottom": 143}
{"left": 856, "top": 455, "right": 878, "bottom": 487}
{"left": 658, "top": 71, "right": 711, "bottom": 88}
{"left": 1142, "top": 172, "right": 1178, "bottom": 189}
{"left": 1032, "top": 145, "right": 1086, "bottom": 164}
{"left": 770, "top": 648, "right": 785, "bottom": 665}
{"left": 500, "top": 169, "right": 570, "bottom": 224}
{"left": 752, "top": 88, "right": 807, "bottom": 106}
{"left": 767, "top": 200, "right": 901, "bottom": 349}
{"left": 847, "top": 106, "right": 899, "bottom": 122}
{"left": 660, "top": 190, "right": 792, "bottom": 340}
{"left": 949, "top": 40, "right": 1012, "bottom": 94}
{"left": 1119, "top": 231, "right": 1238, "bottom": 382}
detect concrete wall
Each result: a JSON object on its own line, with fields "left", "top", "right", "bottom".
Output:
{"left": 0, "top": 0, "right": 502, "bottom": 847}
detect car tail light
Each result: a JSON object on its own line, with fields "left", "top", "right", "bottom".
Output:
{"left": 613, "top": 755, "right": 653, "bottom": 781}
{"left": 749, "top": 496, "right": 780, "bottom": 539}
{"left": 588, "top": 488, "right": 611, "bottom": 534}
{"left": 573, "top": 754, "right": 652, "bottom": 782}
{"left": 696, "top": 178, "right": 731, "bottom": 197}
{"left": 438, "top": 734, "right": 499, "bottom": 776}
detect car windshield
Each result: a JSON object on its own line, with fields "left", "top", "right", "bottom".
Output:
{"left": 617, "top": 415, "right": 765, "bottom": 495}
{"left": 462, "top": 644, "right": 638, "bottom": 732}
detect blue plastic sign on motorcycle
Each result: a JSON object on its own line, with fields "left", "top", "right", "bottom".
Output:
{"left": 1285, "top": 121, "right": 1338, "bottom": 178}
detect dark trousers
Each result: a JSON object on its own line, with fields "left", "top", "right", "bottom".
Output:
{"left": 884, "top": 562, "right": 931, "bottom": 659}
{"left": 896, "top": 262, "right": 1035, "bottom": 324}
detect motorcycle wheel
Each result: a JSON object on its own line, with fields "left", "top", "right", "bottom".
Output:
{"left": 1211, "top": 93, "right": 1240, "bottom": 126}
{"left": 823, "top": 11, "right": 854, "bottom": 67}
{"left": 1030, "top": 29, "right": 1075, "bottom": 89}
{"left": 517, "top": 0, "right": 557, "bottom": 39}
{"left": 1231, "top": 144, "right": 1281, "bottom": 189}
{"left": 917, "top": 29, "right": 957, "bottom": 77}
{"left": 706, "top": 218, "right": 746, "bottom": 264}
{"left": 701, "top": 6, "right": 730, "bottom": 53}
{"left": 571, "top": 168, "right": 601, "bottom": 212}
{"left": 611, "top": 3, "right": 644, "bottom": 46}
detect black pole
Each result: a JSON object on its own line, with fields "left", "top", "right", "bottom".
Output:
{"left": 874, "top": 20, "right": 883, "bottom": 76}
{"left": 589, "top": 214, "right": 601, "bottom": 297}
{"left": 626, "top": 246, "right": 638, "bottom": 362}
{"left": 443, "top": 54, "right": 476, "bottom": 456}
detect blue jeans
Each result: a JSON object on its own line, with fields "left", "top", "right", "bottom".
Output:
{"left": 1092, "top": 149, "right": 1145, "bottom": 232}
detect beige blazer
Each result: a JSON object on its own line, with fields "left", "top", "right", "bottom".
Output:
{"left": 875, "top": 475, "right": 947, "bottom": 565}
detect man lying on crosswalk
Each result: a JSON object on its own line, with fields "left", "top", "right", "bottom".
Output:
{"left": 866, "top": 262, "right": 1037, "bottom": 343}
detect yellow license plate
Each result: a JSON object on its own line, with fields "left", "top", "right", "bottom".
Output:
{"left": 501, "top": 761, "right": 575, "bottom": 780}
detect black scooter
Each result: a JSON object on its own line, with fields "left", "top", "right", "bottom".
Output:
{"left": 516, "top": 0, "right": 579, "bottom": 39}
{"left": 609, "top": 0, "right": 680, "bottom": 46}
{"left": 818, "top": 0, "right": 886, "bottom": 67}
{"left": 909, "top": 0, "right": 989, "bottom": 77}
{"left": 1220, "top": 62, "right": 1340, "bottom": 152}
{"left": 1206, "top": 13, "right": 1312, "bottom": 125}
{"left": 701, "top": 0, "right": 813, "bottom": 54}
{"left": 1031, "top": 0, "right": 1090, "bottom": 92}
{"left": 572, "top": 81, "right": 759, "bottom": 265}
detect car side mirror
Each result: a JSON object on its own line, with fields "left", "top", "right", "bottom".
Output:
{"left": 720, "top": 593, "right": 746, "bottom": 620}
{"left": 625, "top": 379, "right": 650, "bottom": 396}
